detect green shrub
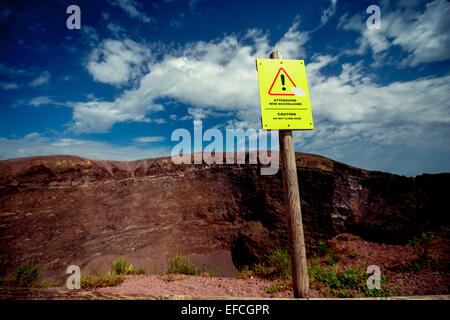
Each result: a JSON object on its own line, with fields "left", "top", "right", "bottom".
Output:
{"left": 252, "top": 248, "right": 292, "bottom": 279}
{"left": 113, "top": 257, "right": 133, "bottom": 275}
{"left": 81, "top": 273, "right": 124, "bottom": 289}
{"left": 208, "top": 271, "right": 216, "bottom": 277}
{"left": 167, "top": 253, "right": 196, "bottom": 275}
{"left": 134, "top": 266, "right": 147, "bottom": 275}
{"left": 267, "top": 248, "right": 291, "bottom": 279}
{"left": 329, "top": 250, "right": 341, "bottom": 263}
{"left": 308, "top": 264, "right": 394, "bottom": 297}
{"left": 236, "top": 247, "right": 292, "bottom": 280}
{"left": 336, "top": 288, "right": 355, "bottom": 298}
{"left": 309, "top": 255, "right": 319, "bottom": 266}
{"left": 266, "top": 281, "right": 291, "bottom": 294}
{"left": 0, "top": 262, "right": 64, "bottom": 288}
{"left": 348, "top": 253, "right": 358, "bottom": 259}
{"left": 326, "top": 259, "right": 336, "bottom": 266}
{"left": 318, "top": 240, "right": 329, "bottom": 255}
{"left": 5, "top": 261, "right": 43, "bottom": 287}
{"left": 408, "top": 232, "right": 439, "bottom": 270}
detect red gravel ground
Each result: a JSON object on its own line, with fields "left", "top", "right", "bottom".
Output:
{"left": 95, "top": 234, "right": 449, "bottom": 298}
{"left": 97, "top": 274, "right": 296, "bottom": 298}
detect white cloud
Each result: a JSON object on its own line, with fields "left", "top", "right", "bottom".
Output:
{"left": 341, "top": 0, "right": 450, "bottom": 66}
{"left": 82, "top": 25, "right": 99, "bottom": 46}
{"left": 0, "top": 63, "right": 23, "bottom": 76}
{"left": 0, "top": 82, "right": 19, "bottom": 90}
{"left": 106, "top": 23, "right": 126, "bottom": 37}
{"left": 75, "top": 23, "right": 307, "bottom": 134}
{"left": 304, "top": 55, "right": 450, "bottom": 126}
{"left": 390, "top": 0, "right": 450, "bottom": 66}
{"left": 133, "top": 136, "right": 166, "bottom": 143}
{"left": 320, "top": 0, "right": 338, "bottom": 27}
{"left": 86, "top": 39, "right": 150, "bottom": 85}
{"left": 102, "top": 12, "right": 110, "bottom": 21}
{"left": 29, "top": 96, "right": 53, "bottom": 106}
{"left": 291, "top": 54, "right": 450, "bottom": 174}
{"left": 69, "top": 19, "right": 449, "bottom": 175}
{"left": 71, "top": 98, "right": 163, "bottom": 134}
{"left": 29, "top": 71, "right": 50, "bottom": 87}
{"left": 152, "top": 118, "right": 166, "bottom": 124}
{"left": 111, "top": 0, "right": 152, "bottom": 23}
{"left": 274, "top": 20, "right": 308, "bottom": 59}
{"left": 0, "top": 133, "right": 170, "bottom": 161}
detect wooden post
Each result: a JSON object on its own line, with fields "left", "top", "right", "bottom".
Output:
{"left": 270, "top": 50, "right": 310, "bottom": 298}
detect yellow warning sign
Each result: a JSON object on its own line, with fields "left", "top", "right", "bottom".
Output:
{"left": 256, "top": 58, "right": 314, "bottom": 130}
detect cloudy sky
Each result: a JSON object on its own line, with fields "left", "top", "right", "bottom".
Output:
{"left": 0, "top": 0, "right": 449, "bottom": 176}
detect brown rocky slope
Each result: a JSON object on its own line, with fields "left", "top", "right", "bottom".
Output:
{"left": 0, "top": 153, "right": 448, "bottom": 281}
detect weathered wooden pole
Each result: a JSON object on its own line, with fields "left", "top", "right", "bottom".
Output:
{"left": 270, "top": 50, "right": 310, "bottom": 298}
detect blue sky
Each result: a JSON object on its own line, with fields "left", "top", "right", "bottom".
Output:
{"left": 0, "top": 0, "right": 449, "bottom": 176}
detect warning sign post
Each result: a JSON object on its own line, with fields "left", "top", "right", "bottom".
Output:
{"left": 257, "top": 51, "right": 311, "bottom": 298}
{"left": 256, "top": 58, "right": 314, "bottom": 130}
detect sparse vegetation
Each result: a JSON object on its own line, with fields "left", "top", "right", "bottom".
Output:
{"left": 308, "top": 263, "right": 395, "bottom": 297}
{"left": 113, "top": 257, "right": 133, "bottom": 275}
{"left": 266, "top": 281, "right": 291, "bottom": 294}
{"left": 12, "top": 261, "right": 42, "bottom": 287}
{"left": 198, "top": 264, "right": 216, "bottom": 277}
{"left": 318, "top": 240, "right": 329, "bottom": 255}
{"left": 409, "top": 232, "right": 439, "bottom": 271}
{"left": 326, "top": 250, "right": 342, "bottom": 265}
{"left": 38, "top": 280, "right": 60, "bottom": 288}
{"left": 235, "top": 247, "right": 291, "bottom": 280}
{"left": 264, "top": 247, "right": 291, "bottom": 279}
{"left": 208, "top": 271, "right": 216, "bottom": 277}
{"left": 134, "top": 266, "right": 147, "bottom": 275}
{"left": 348, "top": 253, "right": 358, "bottom": 259}
{"left": 161, "top": 273, "right": 184, "bottom": 282}
{"left": 81, "top": 273, "right": 124, "bottom": 289}
{"left": 326, "top": 259, "right": 336, "bottom": 266}
{"left": 167, "top": 253, "right": 197, "bottom": 275}
{"left": 0, "top": 261, "right": 43, "bottom": 287}
{"left": 234, "top": 266, "right": 254, "bottom": 279}
{"left": 0, "top": 261, "right": 62, "bottom": 288}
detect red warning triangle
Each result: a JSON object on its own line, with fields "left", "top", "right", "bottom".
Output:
{"left": 268, "top": 68, "right": 297, "bottom": 96}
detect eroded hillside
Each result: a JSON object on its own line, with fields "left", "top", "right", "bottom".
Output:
{"left": 0, "top": 153, "right": 448, "bottom": 280}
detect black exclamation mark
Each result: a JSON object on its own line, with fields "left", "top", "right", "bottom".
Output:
{"left": 281, "top": 74, "right": 286, "bottom": 91}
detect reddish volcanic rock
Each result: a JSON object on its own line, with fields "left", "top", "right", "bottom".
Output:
{"left": 0, "top": 153, "right": 448, "bottom": 282}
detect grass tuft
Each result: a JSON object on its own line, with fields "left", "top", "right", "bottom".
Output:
{"left": 167, "top": 253, "right": 196, "bottom": 275}
{"left": 0, "top": 261, "right": 43, "bottom": 287}
{"left": 81, "top": 273, "right": 124, "bottom": 289}
{"left": 408, "top": 232, "right": 439, "bottom": 271}
{"left": 113, "top": 257, "right": 133, "bottom": 275}
{"left": 318, "top": 240, "right": 329, "bottom": 255}
{"left": 266, "top": 281, "right": 291, "bottom": 294}
{"left": 308, "top": 263, "right": 395, "bottom": 297}
{"left": 235, "top": 247, "right": 291, "bottom": 280}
